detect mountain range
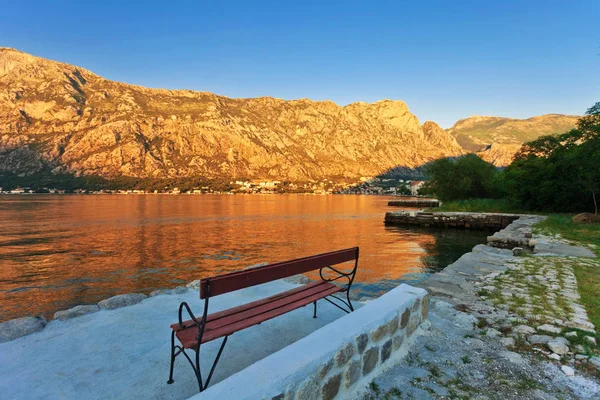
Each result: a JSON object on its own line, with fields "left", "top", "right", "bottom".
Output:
{"left": 0, "top": 48, "right": 579, "bottom": 184}
{"left": 447, "top": 114, "right": 580, "bottom": 166}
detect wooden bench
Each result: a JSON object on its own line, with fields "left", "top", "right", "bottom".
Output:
{"left": 167, "top": 247, "right": 359, "bottom": 392}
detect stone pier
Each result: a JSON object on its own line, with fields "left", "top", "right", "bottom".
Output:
{"left": 384, "top": 211, "right": 520, "bottom": 230}
{"left": 387, "top": 199, "right": 440, "bottom": 208}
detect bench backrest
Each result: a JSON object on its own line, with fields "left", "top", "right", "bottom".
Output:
{"left": 200, "top": 247, "right": 359, "bottom": 299}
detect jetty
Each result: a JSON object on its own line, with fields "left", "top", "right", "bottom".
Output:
{"left": 387, "top": 199, "right": 439, "bottom": 208}
{"left": 384, "top": 210, "right": 519, "bottom": 230}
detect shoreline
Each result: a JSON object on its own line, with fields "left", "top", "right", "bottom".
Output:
{"left": 0, "top": 278, "right": 370, "bottom": 400}
{"left": 0, "top": 192, "right": 396, "bottom": 196}
{"left": 389, "top": 213, "right": 600, "bottom": 395}
{"left": 0, "top": 271, "right": 317, "bottom": 344}
{"left": 0, "top": 211, "right": 567, "bottom": 343}
{"left": 2, "top": 212, "right": 599, "bottom": 399}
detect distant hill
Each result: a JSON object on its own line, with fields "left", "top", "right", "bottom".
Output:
{"left": 447, "top": 115, "right": 579, "bottom": 166}
{"left": 0, "top": 47, "right": 465, "bottom": 183}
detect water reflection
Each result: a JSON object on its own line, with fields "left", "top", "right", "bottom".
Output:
{"left": 0, "top": 195, "right": 491, "bottom": 322}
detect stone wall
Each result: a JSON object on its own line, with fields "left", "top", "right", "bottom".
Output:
{"left": 384, "top": 211, "right": 520, "bottom": 230}
{"left": 387, "top": 200, "right": 439, "bottom": 208}
{"left": 195, "top": 284, "right": 429, "bottom": 400}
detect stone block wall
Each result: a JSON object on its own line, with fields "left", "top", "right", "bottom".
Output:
{"left": 196, "top": 284, "right": 429, "bottom": 400}
{"left": 384, "top": 211, "right": 520, "bottom": 230}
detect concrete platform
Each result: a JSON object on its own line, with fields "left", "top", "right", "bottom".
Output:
{"left": 0, "top": 280, "right": 357, "bottom": 400}
{"left": 196, "top": 284, "right": 429, "bottom": 400}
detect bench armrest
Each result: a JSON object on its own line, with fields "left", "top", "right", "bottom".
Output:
{"left": 178, "top": 301, "right": 203, "bottom": 330}
{"left": 319, "top": 262, "right": 358, "bottom": 292}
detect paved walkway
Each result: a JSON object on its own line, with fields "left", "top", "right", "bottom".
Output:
{"left": 477, "top": 256, "right": 598, "bottom": 344}
{"left": 368, "top": 215, "right": 600, "bottom": 399}
{"left": 367, "top": 300, "right": 600, "bottom": 399}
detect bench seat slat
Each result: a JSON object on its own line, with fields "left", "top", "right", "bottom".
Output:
{"left": 184, "top": 282, "right": 337, "bottom": 334}
{"left": 174, "top": 281, "right": 342, "bottom": 348}
{"left": 172, "top": 281, "right": 327, "bottom": 331}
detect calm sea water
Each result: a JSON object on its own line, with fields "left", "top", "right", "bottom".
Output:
{"left": 0, "top": 195, "right": 491, "bottom": 322}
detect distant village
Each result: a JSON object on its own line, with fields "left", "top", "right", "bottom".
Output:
{"left": 338, "top": 177, "right": 425, "bottom": 196}
{"left": 0, "top": 177, "right": 426, "bottom": 196}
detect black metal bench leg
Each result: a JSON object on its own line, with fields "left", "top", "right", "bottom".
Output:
{"left": 195, "top": 346, "right": 203, "bottom": 392}
{"left": 313, "top": 301, "right": 317, "bottom": 318}
{"left": 169, "top": 335, "right": 229, "bottom": 392}
{"left": 167, "top": 330, "right": 176, "bottom": 384}
{"left": 204, "top": 336, "right": 228, "bottom": 390}
{"left": 346, "top": 291, "right": 354, "bottom": 312}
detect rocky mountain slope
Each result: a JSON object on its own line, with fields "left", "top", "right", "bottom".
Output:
{"left": 448, "top": 115, "right": 579, "bottom": 166}
{"left": 0, "top": 48, "right": 466, "bottom": 182}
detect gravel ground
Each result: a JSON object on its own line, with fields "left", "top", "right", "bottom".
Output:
{"left": 365, "top": 300, "right": 600, "bottom": 400}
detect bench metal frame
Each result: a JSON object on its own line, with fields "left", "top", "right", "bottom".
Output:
{"left": 167, "top": 280, "right": 228, "bottom": 392}
{"left": 167, "top": 248, "right": 358, "bottom": 392}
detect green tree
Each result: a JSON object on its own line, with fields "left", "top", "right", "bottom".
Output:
{"left": 573, "top": 139, "right": 600, "bottom": 214}
{"left": 504, "top": 102, "right": 600, "bottom": 213}
{"left": 576, "top": 102, "right": 600, "bottom": 140}
{"left": 423, "top": 154, "right": 499, "bottom": 202}
{"left": 396, "top": 185, "right": 411, "bottom": 195}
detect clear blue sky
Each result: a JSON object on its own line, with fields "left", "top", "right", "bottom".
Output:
{"left": 1, "top": 0, "right": 598, "bottom": 127}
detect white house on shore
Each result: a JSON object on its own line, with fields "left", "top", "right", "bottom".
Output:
{"left": 410, "top": 181, "right": 425, "bottom": 195}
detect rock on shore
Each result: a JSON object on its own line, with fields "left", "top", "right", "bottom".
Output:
{"left": 0, "top": 316, "right": 47, "bottom": 343}
{"left": 98, "top": 293, "right": 147, "bottom": 310}
{"left": 54, "top": 305, "right": 100, "bottom": 320}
